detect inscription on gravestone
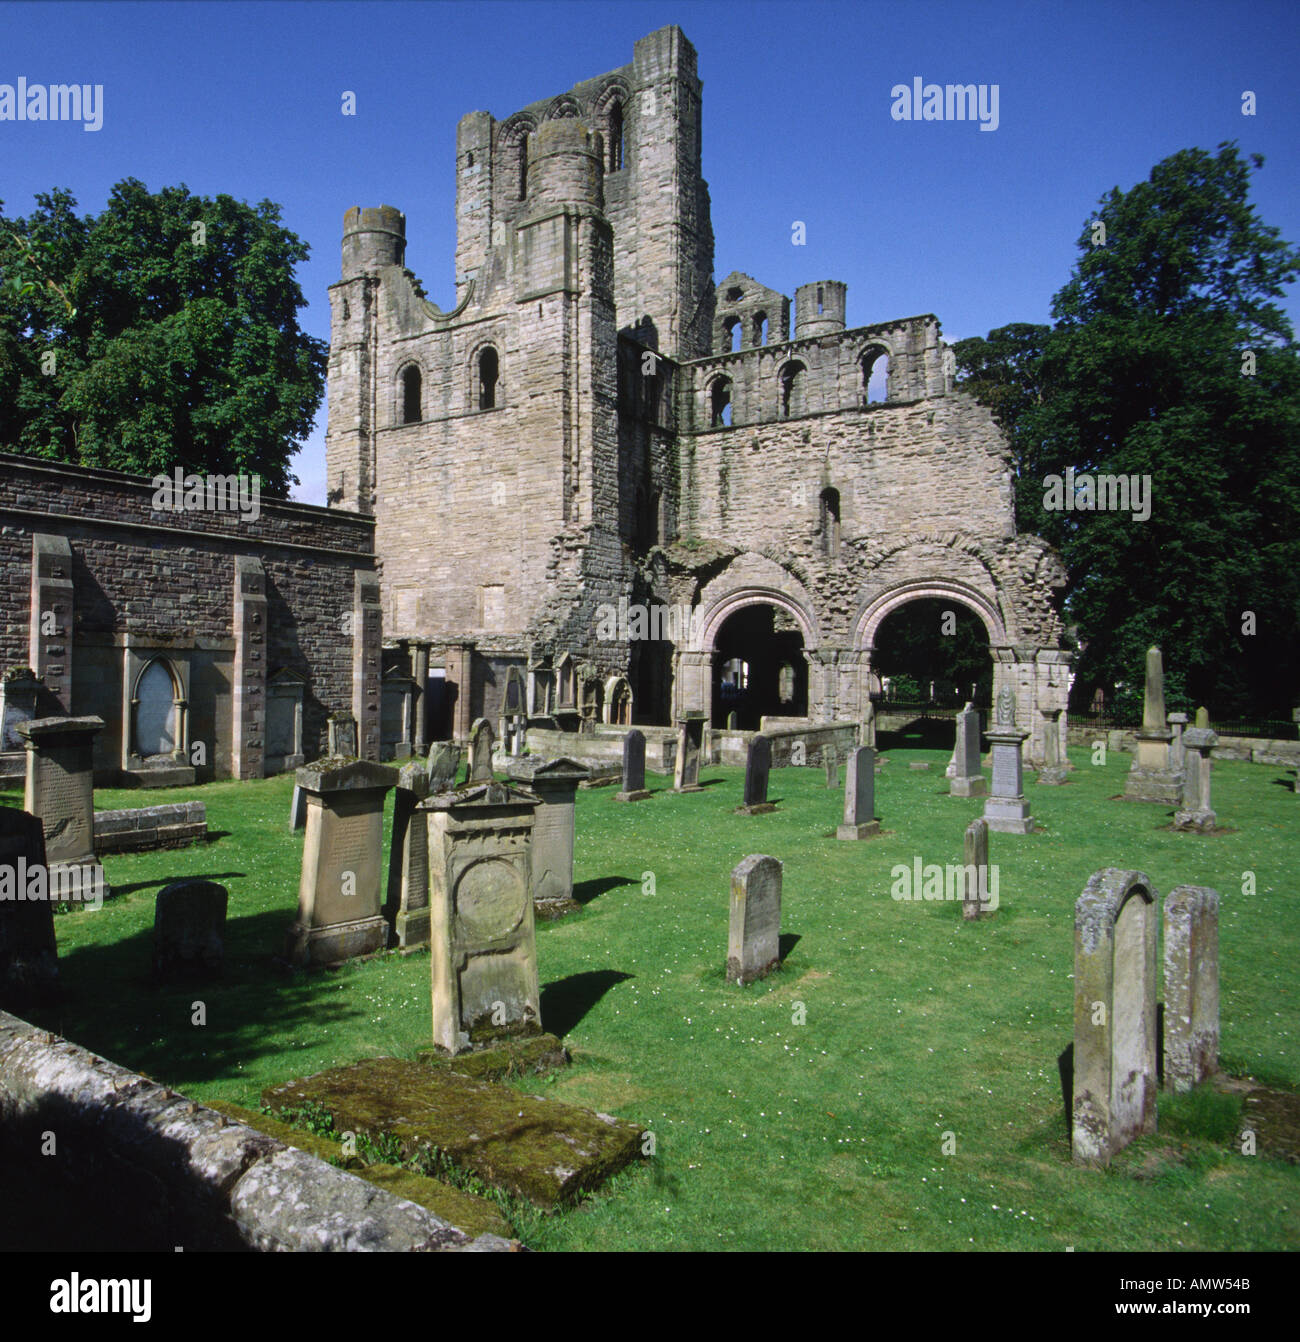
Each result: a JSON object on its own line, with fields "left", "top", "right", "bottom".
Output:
{"left": 837, "top": 746, "right": 880, "bottom": 840}
{"left": 615, "top": 729, "right": 651, "bottom": 803}
{"left": 727, "top": 854, "right": 782, "bottom": 985}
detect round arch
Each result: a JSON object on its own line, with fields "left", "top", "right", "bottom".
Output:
{"left": 855, "top": 579, "right": 1008, "bottom": 653}
{"left": 698, "top": 586, "right": 820, "bottom": 654}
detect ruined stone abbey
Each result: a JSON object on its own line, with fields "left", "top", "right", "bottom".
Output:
{"left": 326, "top": 25, "right": 1071, "bottom": 764}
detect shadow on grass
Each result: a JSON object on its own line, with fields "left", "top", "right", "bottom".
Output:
{"left": 573, "top": 875, "right": 636, "bottom": 906}
{"left": 779, "top": 932, "right": 802, "bottom": 962}
{"left": 541, "top": 969, "right": 633, "bottom": 1038}
{"left": 103, "top": 870, "right": 249, "bottom": 899}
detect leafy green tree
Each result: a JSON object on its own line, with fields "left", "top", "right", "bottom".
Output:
{"left": 956, "top": 143, "right": 1300, "bottom": 718}
{"left": 0, "top": 179, "right": 326, "bottom": 495}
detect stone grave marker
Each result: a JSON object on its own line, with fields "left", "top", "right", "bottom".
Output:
{"left": 981, "top": 691, "right": 1033, "bottom": 834}
{"left": 825, "top": 746, "right": 839, "bottom": 789}
{"left": 286, "top": 758, "right": 398, "bottom": 966}
{"left": 1167, "top": 712, "right": 1189, "bottom": 775}
{"left": 16, "top": 715, "right": 105, "bottom": 894}
{"left": 0, "top": 805, "right": 58, "bottom": 1006}
{"left": 1174, "top": 727, "right": 1218, "bottom": 832}
{"left": 615, "top": 729, "right": 651, "bottom": 803}
{"left": 861, "top": 700, "right": 876, "bottom": 748}
{"left": 153, "top": 879, "right": 228, "bottom": 981}
{"left": 837, "top": 746, "right": 880, "bottom": 840}
{"left": 1071, "top": 868, "right": 1158, "bottom": 1167}
{"left": 1163, "top": 884, "right": 1219, "bottom": 1092}
{"left": 0, "top": 668, "right": 40, "bottom": 752}
{"left": 1123, "top": 647, "right": 1182, "bottom": 804}
{"left": 960, "top": 817, "right": 992, "bottom": 921}
{"left": 1194, "top": 706, "right": 1210, "bottom": 729}
{"left": 288, "top": 784, "right": 306, "bottom": 832}
{"left": 386, "top": 760, "right": 431, "bottom": 948}
{"left": 727, "top": 854, "right": 782, "bottom": 985}
{"left": 426, "top": 741, "right": 462, "bottom": 791}
{"left": 737, "top": 734, "right": 776, "bottom": 814}
{"left": 948, "top": 702, "right": 987, "bottom": 796}
{"left": 327, "top": 712, "right": 358, "bottom": 759}
{"left": 673, "top": 713, "right": 706, "bottom": 792}
{"left": 426, "top": 781, "right": 542, "bottom": 1053}
{"left": 507, "top": 756, "right": 589, "bottom": 916}
{"left": 468, "top": 718, "right": 496, "bottom": 783}
{"left": 1036, "top": 706, "right": 1069, "bottom": 785}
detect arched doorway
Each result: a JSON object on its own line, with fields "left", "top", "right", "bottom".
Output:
{"left": 711, "top": 603, "right": 807, "bottom": 729}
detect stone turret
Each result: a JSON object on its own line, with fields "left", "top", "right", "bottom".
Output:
{"left": 794, "top": 280, "right": 847, "bottom": 338}
{"left": 341, "top": 205, "right": 407, "bottom": 278}
{"left": 525, "top": 122, "right": 605, "bottom": 214}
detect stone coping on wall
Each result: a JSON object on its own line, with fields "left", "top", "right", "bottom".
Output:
{"left": 0, "top": 1010, "right": 515, "bottom": 1252}
{"left": 92, "top": 802, "right": 207, "bottom": 855}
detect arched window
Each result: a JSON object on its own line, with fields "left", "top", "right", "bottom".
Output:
{"left": 519, "top": 135, "right": 529, "bottom": 200}
{"left": 725, "top": 316, "right": 741, "bottom": 353}
{"left": 134, "top": 658, "right": 179, "bottom": 759}
{"left": 401, "top": 365, "right": 422, "bottom": 424}
{"left": 817, "top": 286, "right": 825, "bottom": 315}
{"left": 753, "top": 311, "right": 769, "bottom": 346}
{"left": 478, "top": 347, "right": 499, "bottom": 410}
{"left": 861, "top": 346, "right": 889, "bottom": 405}
{"left": 819, "top": 487, "right": 841, "bottom": 558}
{"left": 710, "top": 376, "right": 732, "bottom": 428}
{"left": 608, "top": 102, "right": 624, "bottom": 172}
{"left": 779, "top": 362, "right": 805, "bottom": 419}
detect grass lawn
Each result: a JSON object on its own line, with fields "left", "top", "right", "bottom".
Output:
{"left": 8, "top": 744, "right": 1299, "bottom": 1251}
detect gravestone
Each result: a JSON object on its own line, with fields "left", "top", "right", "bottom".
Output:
{"left": 506, "top": 756, "right": 588, "bottom": 917}
{"left": 615, "top": 729, "right": 651, "bottom": 803}
{"left": 0, "top": 806, "right": 58, "bottom": 1006}
{"left": 16, "top": 715, "right": 106, "bottom": 894}
{"left": 727, "top": 854, "right": 782, "bottom": 985}
{"left": 726, "top": 711, "right": 738, "bottom": 729}
{"left": 961, "top": 817, "right": 992, "bottom": 921}
{"left": 673, "top": 713, "right": 706, "bottom": 792}
{"left": 737, "top": 734, "right": 776, "bottom": 814}
{"left": 285, "top": 758, "right": 398, "bottom": 966}
{"left": 426, "top": 741, "right": 462, "bottom": 791}
{"left": 1163, "top": 885, "right": 1220, "bottom": 1092}
{"left": 288, "top": 784, "right": 306, "bottom": 832}
{"left": 1123, "top": 647, "right": 1182, "bottom": 804}
{"left": 153, "top": 880, "right": 227, "bottom": 981}
{"left": 825, "top": 746, "right": 839, "bottom": 789}
{"left": 861, "top": 699, "right": 876, "bottom": 748}
{"left": 468, "top": 718, "right": 496, "bottom": 783}
{"left": 981, "top": 691, "right": 1033, "bottom": 834}
{"left": 1036, "top": 706, "right": 1069, "bottom": 785}
{"left": 327, "top": 712, "right": 358, "bottom": 759}
{"left": 948, "top": 703, "right": 987, "bottom": 796}
{"left": 386, "top": 760, "right": 431, "bottom": 948}
{"left": 1173, "top": 727, "right": 1218, "bottom": 832}
{"left": 1194, "top": 706, "right": 1209, "bottom": 729}
{"left": 1167, "top": 712, "right": 1189, "bottom": 775}
{"left": 1072, "top": 869, "right": 1158, "bottom": 1167}
{"left": 837, "top": 746, "right": 880, "bottom": 840}
{"left": 0, "top": 668, "right": 40, "bottom": 751}
{"left": 426, "top": 781, "right": 542, "bottom": 1053}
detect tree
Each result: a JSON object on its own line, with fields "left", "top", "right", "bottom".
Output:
{"left": 0, "top": 179, "right": 326, "bottom": 495}
{"left": 956, "top": 143, "right": 1300, "bottom": 718}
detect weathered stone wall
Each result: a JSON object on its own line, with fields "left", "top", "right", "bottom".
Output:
{"left": 93, "top": 802, "right": 206, "bottom": 855}
{"left": 0, "top": 1010, "right": 511, "bottom": 1251}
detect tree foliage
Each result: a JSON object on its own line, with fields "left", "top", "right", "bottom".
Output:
{"left": 0, "top": 179, "right": 326, "bottom": 495}
{"left": 955, "top": 143, "right": 1300, "bottom": 718}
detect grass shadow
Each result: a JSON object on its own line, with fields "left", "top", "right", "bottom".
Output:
{"left": 573, "top": 875, "right": 636, "bottom": 907}
{"left": 540, "top": 969, "right": 633, "bottom": 1038}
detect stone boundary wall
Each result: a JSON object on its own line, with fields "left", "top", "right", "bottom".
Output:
{"left": 92, "top": 803, "right": 207, "bottom": 855}
{"left": 712, "top": 721, "right": 858, "bottom": 768}
{"left": 0, "top": 1010, "right": 513, "bottom": 1252}
{"left": 1065, "top": 724, "right": 1300, "bottom": 767}
{"left": 526, "top": 725, "right": 678, "bottom": 774}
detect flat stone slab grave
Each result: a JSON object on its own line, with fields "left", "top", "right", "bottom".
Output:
{"left": 263, "top": 1056, "right": 643, "bottom": 1209}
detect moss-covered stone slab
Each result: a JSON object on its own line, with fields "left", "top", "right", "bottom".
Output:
{"left": 261, "top": 1057, "right": 643, "bottom": 1208}
{"left": 210, "top": 1101, "right": 511, "bottom": 1239}
{"left": 417, "top": 1032, "right": 569, "bottom": 1082}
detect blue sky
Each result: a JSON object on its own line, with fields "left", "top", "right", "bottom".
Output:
{"left": 5, "top": 0, "right": 1298, "bottom": 502}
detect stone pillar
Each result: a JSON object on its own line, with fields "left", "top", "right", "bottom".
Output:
{"left": 1173, "top": 728, "right": 1218, "bottom": 832}
{"left": 1124, "top": 646, "right": 1181, "bottom": 804}
{"left": 443, "top": 641, "right": 476, "bottom": 744}
{"left": 426, "top": 781, "right": 541, "bottom": 1054}
{"left": 1163, "top": 885, "right": 1219, "bottom": 1092}
{"left": 286, "top": 758, "right": 398, "bottom": 966}
{"left": 982, "top": 689, "right": 1033, "bottom": 834}
{"left": 727, "top": 855, "right": 782, "bottom": 985}
{"left": 506, "top": 756, "right": 588, "bottom": 917}
{"left": 231, "top": 556, "right": 267, "bottom": 781}
{"left": 1072, "top": 869, "right": 1158, "bottom": 1167}
{"left": 17, "top": 716, "right": 105, "bottom": 895}
{"left": 1036, "top": 706, "right": 1069, "bottom": 785}
{"left": 410, "top": 640, "right": 431, "bottom": 752}
{"left": 29, "top": 534, "right": 74, "bottom": 713}
{"left": 385, "top": 760, "right": 431, "bottom": 948}
{"left": 352, "top": 571, "right": 383, "bottom": 762}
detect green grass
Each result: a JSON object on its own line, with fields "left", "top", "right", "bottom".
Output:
{"left": 9, "top": 745, "right": 1299, "bottom": 1251}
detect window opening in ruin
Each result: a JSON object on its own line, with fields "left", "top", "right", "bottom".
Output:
{"left": 817, "top": 286, "right": 824, "bottom": 315}
{"left": 754, "top": 312, "right": 769, "bottom": 346}
{"left": 401, "top": 365, "right": 422, "bottom": 424}
{"left": 478, "top": 347, "right": 499, "bottom": 410}
{"left": 609, "top": 103, "right": 624, "bottom": 171}
{"left": 819, "top": 487, "right": 841, "bottom": 558}
{"left": 711, "top": 377, "right": 732, "bottom": 428}
{"left": 725, "top": 317, "right": 741, "bottom": 354}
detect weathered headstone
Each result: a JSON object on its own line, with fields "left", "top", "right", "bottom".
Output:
{"left": 1167, "top": 712, "right": 1188, "bottom": 775}
{"left": 1173, "top": 727, "right": 1218, "bottom": 832}
{"left": 726, "top": 710, "right": 738, "bottom": 729}
{"left": 288, "top": 784, "right": 306, "bottom": 832}
{"left": 673, "top": 713, "right": 706, "bottom": 792}
{"left": 327, "top": 712, "right": 358, "bottom": 759}
{"left": 615, "top": 729, "right": 651, "bottom": 803}
{"left": 948, "top": 702, "right": 987, "bottom": 796}
{"left": 824, "top": 746, "right": 839, "bottom": 789}
{"left": 726, "top": 854, "right": 782, "bottom": 985}
{"left": 1194, "top": 706, "right": 1210, "bottom": 729}
{"left": 1071, "top": 868, "right": 1158, "bottom": 1167}
{"left": 0, "top": 806, "right": 58, "bottom": 1006}
{"left": 16, "top": 715, "right": 105, "bottom": 894}
{"left": 426, "top": 741, "right": 462, "bottom": 791}
{"left": 467, "top": 718, "right": 496, "bottom": 783}
{"left": 1123, "top": 648, "right": 1181, "bottom": 804}
{"left": 1036, "top": 706, "right": 1069, "bottom": 785}
{"left": 737, "top": 734, "right": 776, "bottom": 814}
{"left": 153, "top": 880, "right": 227, "bottom": 981}
{"left": 837, "top": 746, "right": 880, "bottom": 840}
{"left": 982, "top": 690, "right": 1033, "bottom": 834}
{"left": 285, "top": 758, "right": 398, "bottom": 966}
{"left": 0, "top": 668, "right": 40, "bottom": 751}
{"left": 960, "top": 817, "right": 992, "bottom": 921}
{"left": 427, "top": 781, "right": 542, "bottom": 1053}
{"left": 506, "top": 756, "right": 588, "bottom": 916}
{"left": 386, "top": 760, "right": 431, "bottom": 948}
{"left": 1163, "top": 885, "right": 1220, "bottom": 1092}
{"left": 861, "top": 700, "right": 877, "bottom": 749}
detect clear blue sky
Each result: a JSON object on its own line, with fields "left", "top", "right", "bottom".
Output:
{"left": 5, "top": 0, "right": 1298, "bottom": 502}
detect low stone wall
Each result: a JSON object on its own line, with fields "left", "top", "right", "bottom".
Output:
{"left": 0, "top": 1010, "right": 513, "bottom": 1251}
{"left": 714, "top": 720, "right": 859, "bottom": 768}
{"left": 1065, "top": 725, "right": 1300, "bottom": 767}
{"left": 526, "top": 726, "right": 678, "bottom": 774}
{"left": 93, "top": 802, "right": 207, "bottom": 855}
